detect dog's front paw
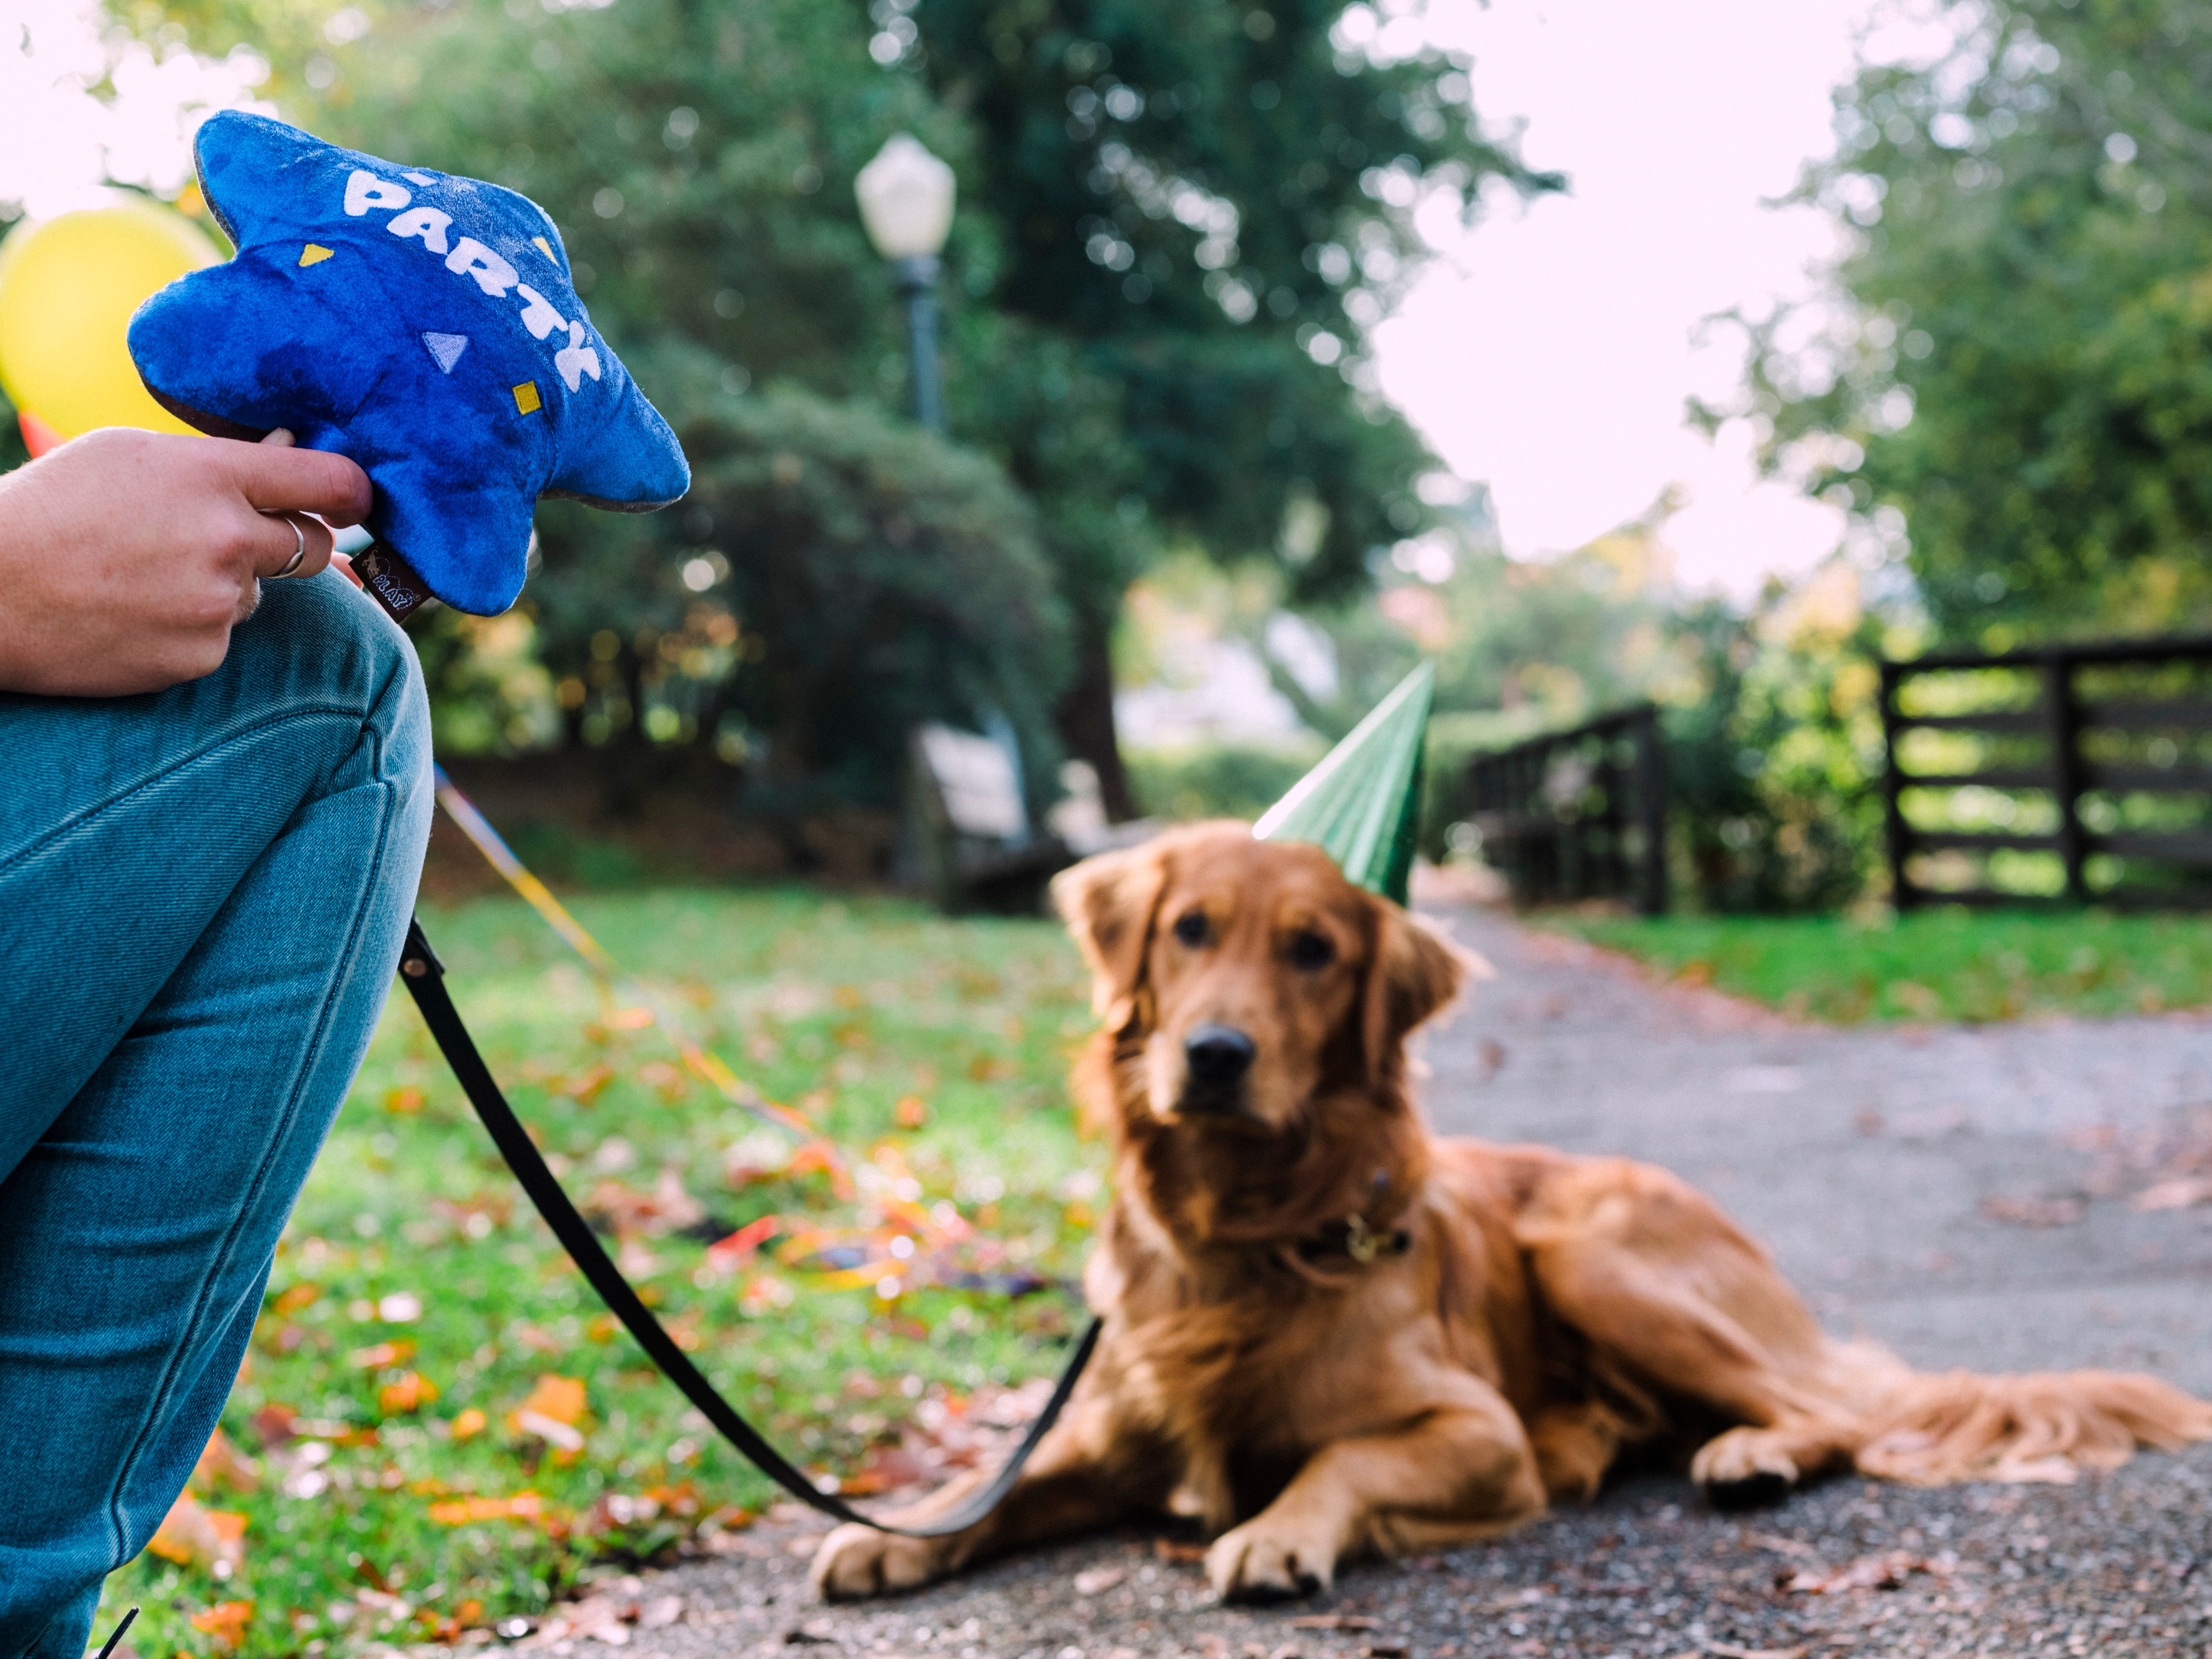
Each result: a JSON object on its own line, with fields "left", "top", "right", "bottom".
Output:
{"left": 1691, "top": 1428, "right": 1799, "bottom": 1509}
{"left": 1204, "top": 1516, "right": 1336, "bottom": 1602}
{"left": 810, "top": 1523, "right": 952, "bottom": 1601}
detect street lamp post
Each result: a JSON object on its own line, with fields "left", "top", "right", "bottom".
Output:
{"left": 854, "top": 134, "right": 956, "bottom": 431}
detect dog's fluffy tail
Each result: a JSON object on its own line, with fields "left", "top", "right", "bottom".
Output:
{"left": 1852, "top": 1367, "right": 2212, "bottom": 1485}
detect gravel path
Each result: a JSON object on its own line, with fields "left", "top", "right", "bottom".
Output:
{"left": 592, "top": 905, "right": 2212, "bottom": 1659}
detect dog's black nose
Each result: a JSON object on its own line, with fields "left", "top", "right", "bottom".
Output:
{"left": 1183, "top": 1023, "right": 1256, "bottom": 1089}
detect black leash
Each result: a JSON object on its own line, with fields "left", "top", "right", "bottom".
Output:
{"left": 396, "top": 916, "right": 1099, "bottom": 1536}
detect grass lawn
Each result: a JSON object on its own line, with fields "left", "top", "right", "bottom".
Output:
{"left": 102, "top": 887, "right": 1100, "bottom": 1659}
{"left": 1545, "top": 906, "right": 2212, "bottom": 1024}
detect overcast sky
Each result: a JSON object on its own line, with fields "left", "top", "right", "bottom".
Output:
{"left": 4, "top": 0, "right": 1913, "bottom": 597}
{"left": 1368, "top": 0, "right": 1907, "bottom": 595}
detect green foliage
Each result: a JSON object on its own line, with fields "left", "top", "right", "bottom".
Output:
{"left": 96, "top": 885, "right": 1098, "bottom": 1659}
{"left": 533, "top": 375, "right": 1069, "bottom": 815}
{"left": 1661, "top": 565, "right": 1902, "bottom": 914}
{"left": 0, "top": 384, "right": 27, "bottom": 476}
{"left": 1274, "top": 500, "right": 1709, "bottom": 741}
{"left": 128, "top": 0, "right": 1548, "bottom": 802}
{"left": 1550, "top": 904, "right": 2212, "bottom": 1023}
{"left": 910, "top": 0, "right": 1553, "bottom": 608}
{"left": 1726, "top": 0, "right": 2212, "bottom": 642}
{"left": 1123, "top": 736, "right": 1322, "bottom": 823}
{"left": 1272, "top": 504, "right": 1907, "bottom": 911}
{"left": 411, "top": 608, "right": 564, "bottom": 757}
{"left": 1254, "top": 503, "right": 1902, "bottom": 910}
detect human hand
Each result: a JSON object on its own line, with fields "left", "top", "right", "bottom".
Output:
{"left": 0, "top": 426, "right": 373, "bottom": 696}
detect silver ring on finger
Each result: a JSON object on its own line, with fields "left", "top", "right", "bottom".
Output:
{"left": 271, "top": 514, "right": 308, "bottom": 579}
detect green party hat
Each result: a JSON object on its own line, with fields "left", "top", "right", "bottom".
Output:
{"left": 1253, "top": 661, "right": 1434, "bottom": 905}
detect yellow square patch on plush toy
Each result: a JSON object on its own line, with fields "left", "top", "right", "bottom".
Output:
{"left": 512, "top": 380, "right": 542, "bottom": 415}
{"left": 298, "top": 243, "right": 334, "bottom": 266}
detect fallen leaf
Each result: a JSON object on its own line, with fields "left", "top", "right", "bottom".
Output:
{"left": 895, "top": 1096, "right": 929, "bottom": 1129}
{"left": 643, "top": 1479, "right": 703, "bottom": 1517}
{"left": 556, "top": 1061, "right": 620, "bottom": 1102}
{"left": 587, "top": 1169, "right": 707, "bottom": 1239}
{"left": 449, "top": 1407, "right": 489, "bottom": 1440}
{"left": 1786, "top": 1550, "right": 1951, "bottom": 1593}
{"left": 189, "top": 1601, "right": 254, "bottom": 1651}
{"left": 432, "top": 1193, "right": 513, "bottom": 1233}
{"left": 707, "top": 1214, "right": 782, "bottom": 1270}
{"left": 427, "top": 1491, "right": 545, "bottom": 1525}
{"left": 379, "top": 1371, "right": 439, "bottom": 1414}
{"left": 515, "top": 1410, "right": 587, "bottom": 1452}
{"left": 510, "top": 1374, "right": 589, "bottom": 1431}
{"left": 384, "top": 1085, "right": 425, "bottom": 1114}
{"left": 586, "top": 1492, "right": 668, "bottom": 1529}
{"left": 530, "top": 1594, "right": 639, "bottom": 1646}
{"left": 271, "top": 1283, "right": 319, "bottom": 1316}
{"left": 783, "top": 1140, "right": 853, "bottom": 1195}
{"left": 348, "top": 1339, "right": 417, "bottom": 1370}
{"left": 1073, "top": 1565, "right": 1126, "bottom": 1595}
{"left": 191, "top": 1427, "right": 260, "bottom": 1494}
{"left": 1742, "top": 1531, "right": 1819, "bottom": 1560}
{"left": 147, "top": 1493, "right": 246, "bottom": 1571}
{"left": 250, "top": 1403, "right": 299, "bottom": 1448}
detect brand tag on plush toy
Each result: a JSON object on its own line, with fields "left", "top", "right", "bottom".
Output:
{"left": 127, "top": 112, "right": 690, "bottom": 620}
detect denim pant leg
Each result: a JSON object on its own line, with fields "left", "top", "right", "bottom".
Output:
{"left": 0, "top": 572, "right": 433, "bottom": 1659}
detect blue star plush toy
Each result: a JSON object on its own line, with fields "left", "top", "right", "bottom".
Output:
{"left": 128, "top": 111, "right": 689, "bottom": 618}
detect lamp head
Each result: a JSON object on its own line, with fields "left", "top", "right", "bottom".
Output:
{"left": 855, "top": 134, "right": 956, "bottom": 261}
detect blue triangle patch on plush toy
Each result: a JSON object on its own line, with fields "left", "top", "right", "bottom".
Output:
{"left": 128, "top": 111, "right": 689, "bottom": 618}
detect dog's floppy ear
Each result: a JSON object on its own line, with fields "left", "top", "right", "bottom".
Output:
{"left": 1361, "top": 902, "right": 1471, "bottom": 1074}
{"left": 1052, "top": 843, "right": 1168, "bottom": 1033}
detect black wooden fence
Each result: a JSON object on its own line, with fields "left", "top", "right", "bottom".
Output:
{"left": 1466, "top": 703, "right": 1668, "bottom": 914}
{"left": 1880, "top": 637, "right": 2212, "bottom": 909}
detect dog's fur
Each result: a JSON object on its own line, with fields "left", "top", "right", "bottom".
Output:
{"left": 813, "top": 823, "right": 2212, "bottom": 1601}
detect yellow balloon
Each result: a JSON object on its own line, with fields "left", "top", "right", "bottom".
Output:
{"left": 0, "top": 198, "right": 223, "bottom": 442}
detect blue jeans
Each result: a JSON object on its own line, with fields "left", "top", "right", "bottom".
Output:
{"left": 0, "top": 572, "right": 432, "bottom": 1659}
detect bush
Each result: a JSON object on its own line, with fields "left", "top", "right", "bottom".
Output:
{"left": 1662, "top": 567, "right": 1901, "bottom": 914}
{"left": 530, "top": 372, "right": 1071, "bottom": 821}
{"left": 1125, "top": 738, "right": 1325, "bottom": 824}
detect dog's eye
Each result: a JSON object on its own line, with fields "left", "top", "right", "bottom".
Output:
{"left": 1172, "top": 911, "right": 1210, "bottom": 948}
{"left": 1287, "top": 929, "right": 1335, "bottom": 970}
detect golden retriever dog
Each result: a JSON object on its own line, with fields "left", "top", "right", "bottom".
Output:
{"left": 813, "top": 822, "right": 2212, "bottom": 1602}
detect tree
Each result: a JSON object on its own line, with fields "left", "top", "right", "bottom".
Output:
{"left": 1257, "top": 498, "right": 1901, "bottom": 911}
{"left": 133, "top": 0, "right": 1549, "bottom": 816}
{"left": 1723, "top": 0, "right": 2212, "bottom": 644}
{"left": 532, "top": 368, "right": 1068, "bottom": 822}
{"left": 908, "top": 0, "right": 1553, "bottom": 811}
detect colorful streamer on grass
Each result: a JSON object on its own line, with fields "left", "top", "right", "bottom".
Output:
{"left": 431, "top": 768, "right": 846, "bottom": 1190}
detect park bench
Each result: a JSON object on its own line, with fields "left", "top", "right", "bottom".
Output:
{"left": 904, "top": 724, "right": 1155, "bottom": 912}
